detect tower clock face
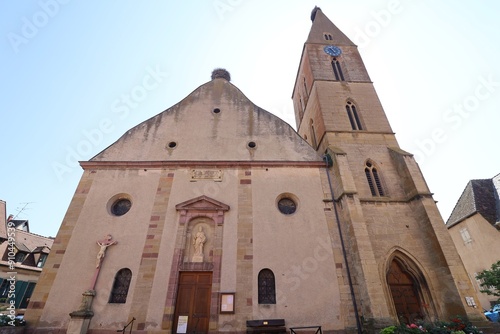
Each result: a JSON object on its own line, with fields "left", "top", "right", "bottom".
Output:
{"left": 324, "top": 45, "right": 342, "bottom": 57}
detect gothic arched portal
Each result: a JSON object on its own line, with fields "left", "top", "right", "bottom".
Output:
{"left": 387, "top": 257, "right": 429, "bottom": 324}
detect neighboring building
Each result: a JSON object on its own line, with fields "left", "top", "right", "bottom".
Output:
{"left": 446, "top": 174, "right": 500, "bottom": 310}
{"left": 0, "top": 200, "right": 53, "bottom": 313}
{"left": 25, "top": 7, "right": 488, "bottom": 334}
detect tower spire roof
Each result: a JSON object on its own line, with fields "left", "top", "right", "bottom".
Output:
{"left": 307, "top": 7, "right": 355, "bottom": 46}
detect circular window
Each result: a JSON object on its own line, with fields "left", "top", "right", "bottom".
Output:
{"left": 247, "top": 141, "right": 256, "bottom": 149}
{"left": 167, "top": 141, "right": 177, "bottom": 149}
{"left": 213, "top": 108, "right": 221, "bottom": 114}
{"left": 278, "top": 198, "right": 297, "bottom": 215}
{"left": 111, "top": 198, "right": 131, "bottom": 216}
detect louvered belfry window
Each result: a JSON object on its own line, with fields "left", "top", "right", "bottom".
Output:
{"left": 331, "top": 58, "right": 345, "bottom": 81}
{"left": 365, "top": 161, "right": 385, "bottom": 197}
{"left": 346, "top": 101, "right": 362, "bottom": 130}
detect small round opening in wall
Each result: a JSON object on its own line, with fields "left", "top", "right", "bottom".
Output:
{"left": 213, "top": 108, "right": 221, "bottom": 114}
{"left": 247, "top": 141, "right": 256, "bottom": 149}
{"left": 168, "top": 141, "right": 177, "bottom": 149}
{"left": 111, "top": 198, "right": 132, "bottom": 216}
{"left": 278, "top": 198, "right": 297, "bottom": 215}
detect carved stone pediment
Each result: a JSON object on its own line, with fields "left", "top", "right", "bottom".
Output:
{"left": 176, "top": 195, "right": 230, "bottom": 211}
{"left": 175, "top": 195, "right": 229, "bottom": 225}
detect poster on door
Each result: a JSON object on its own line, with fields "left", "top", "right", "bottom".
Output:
{"left": 177, "top": 315, "right": 188, "bottom": 333}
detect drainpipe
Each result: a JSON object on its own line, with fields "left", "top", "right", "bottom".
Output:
{"left": 323, "top": 154, "right": 363, "bottom": 334}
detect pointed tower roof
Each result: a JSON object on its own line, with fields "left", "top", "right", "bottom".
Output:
{"left": 307, "top": 7, "right": 355, "bottom": 46}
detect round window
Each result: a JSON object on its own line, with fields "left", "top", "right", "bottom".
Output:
{"left": 278, "top": 198, "right": 297, "bottom": 215}
{"left": 111, "top": 198, "right": 132, "bottom": 216}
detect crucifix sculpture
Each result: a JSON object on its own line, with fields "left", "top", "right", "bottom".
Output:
{"left": 96, "top": 234, "right": 118, "bottom": 268}
{"left": 70, "top": 234, "right": 118, "bottom": 324}
{"left": 89, "top": 234, "right": 118, "bottom": 290}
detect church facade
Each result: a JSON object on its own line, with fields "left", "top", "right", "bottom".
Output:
{"left": 24, "top": 7, "right": 487, "bottom": 334}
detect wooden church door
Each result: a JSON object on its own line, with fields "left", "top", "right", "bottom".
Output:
{"left": 387, "top": 260, "right": 424, "bottom": 324}
{"left": 173, "top": 272, "right": 212, "bottom": 334}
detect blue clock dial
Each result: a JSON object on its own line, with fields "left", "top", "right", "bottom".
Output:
{"left": 324, "top": 45, "right": 342, "bottom": 57}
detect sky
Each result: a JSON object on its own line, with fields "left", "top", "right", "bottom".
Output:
{"left": 1, "top": 1, "right": 499, "bottom": 237}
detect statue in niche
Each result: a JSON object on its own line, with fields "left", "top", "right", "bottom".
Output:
{"left": 192, "top": 226, "right": 207, "bottom": 262}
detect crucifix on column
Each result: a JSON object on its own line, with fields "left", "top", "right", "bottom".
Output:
{"left": 91, "top": 234, "right": 117, "bottom": 289}
{"left": 69, "top": 234, "right": 118, "bottom": 323}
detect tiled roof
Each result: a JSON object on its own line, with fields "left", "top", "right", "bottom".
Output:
{"left": 446, "top": 178, "right": 498, "bottom": 228}
{"left": 13, "top": 230, "right": 53, "bottom": 252}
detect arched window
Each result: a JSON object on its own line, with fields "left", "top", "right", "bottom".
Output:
{"left": 324, "top": 33, "right": 333, "bottom": 40}
{"left": 346, "top": 101, "right": 362, "bottom": 130}
{"left": 365, "top": 161, "right": 385, "bottom": 196}
{"left": 331, "top": 58, "right": 345, "bottom": 81}
{"left": 109, "top": 268, "right": 132, "bottom": 304}
{"left": 303, "top": 77, "right": 309, "bottom": 105}
{"left": 296, "top": 99, "right": 304, "bottom": 121}
{"left": 258, "top": 269, "right": 276, "bottom": 304}
{"left": 309, "top": 119, "right": 318, "bottom": 149}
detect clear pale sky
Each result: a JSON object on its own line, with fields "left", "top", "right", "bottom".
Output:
{"left": 1, "top": 1, "right": 499, "bottom": 237}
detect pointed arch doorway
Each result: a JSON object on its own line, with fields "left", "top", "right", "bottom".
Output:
{"left": 387, "top": 258, "right": 427, "bottom": 323}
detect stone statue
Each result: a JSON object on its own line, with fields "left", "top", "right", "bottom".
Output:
{"left": 192, "top": 226, "right": 206, "bottom": 261}
{"left": 96, "top": 234, "right": 117, "bottom": 268}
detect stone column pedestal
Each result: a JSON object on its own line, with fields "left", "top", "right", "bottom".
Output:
{"left": 67, "top": 290, "right": 95, "bottom": 334}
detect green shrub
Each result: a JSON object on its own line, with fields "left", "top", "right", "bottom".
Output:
{"left": 379, "top": 316, "right": 482, "bottom": 334}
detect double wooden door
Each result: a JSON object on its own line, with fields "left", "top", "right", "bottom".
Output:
{"left": 387, "top": 260, "right": 424, "bottom": 323}
{"left": 173, "top": 272, "right": 212, "bottom": 334}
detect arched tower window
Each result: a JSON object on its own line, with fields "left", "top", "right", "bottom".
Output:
{"left": 365, "top": 161, "right": 385, "bottom": 196}
{"left": 331, "top": 58, "right": 345, "bottom": 81}
{"left": 303, "top": 77, "right": 309, "bottom": 103}
{"left": 324, "top": 33, "right": 333, "bottom": 40}
{"left": 346, "top": 101, "right": 362, "bottom": 130}
{"left": 109, "top": 268, "right": 132, "bottom": 304}
{"left": 258, "top": 269, "right": 276, "bottom": 304}
{"left": 296, "top": 99, "right": 304, "bottom": 122}
{"left": 309, "top": 119, "right": 318, "bottom": 149}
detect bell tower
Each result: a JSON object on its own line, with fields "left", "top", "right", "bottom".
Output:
{"left": 292, "top": 6, "right": 487, "bottom": 331}
{"left": 293, "top": 6, "right": 394, "bottom": 152}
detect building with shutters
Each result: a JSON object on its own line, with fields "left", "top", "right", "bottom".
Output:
{"left": 446, "top": 173, "right": 500, "bottom": 310}
{"left": 0, "top": 200, "right": 53, "bottom": 316}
